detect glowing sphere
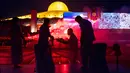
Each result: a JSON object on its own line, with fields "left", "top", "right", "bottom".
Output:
{"left": 48, "top": 1, "right": 69, "bottom": 11}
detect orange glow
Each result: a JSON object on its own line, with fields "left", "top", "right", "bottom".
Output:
{"left": 31, "top": 26, "right": 36, "bottom": 33}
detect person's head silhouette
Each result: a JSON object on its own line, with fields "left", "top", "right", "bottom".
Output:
{"left": 67, "top": 28, "right": 73, "bottom": 35}
{"left": 75, "top": 16, "right": 83, "bottom": 23}
{"left": 12, "top": 17, "right": 19, "bottom": 24}
{"left": 43, "top": 18, "right": 50, "bottom": 26}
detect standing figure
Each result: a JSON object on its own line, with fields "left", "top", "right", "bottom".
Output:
{"left": 35, "top": 18, "right": 55, "bottom": 73}
{"left": 56, "top": 28, "right": 78, "bottom": 63}
{"left": 75, "top": 16, "right": 95, "bottom": 72}
{"left": 10, "top": 17, "right": 26, "bottom": 68}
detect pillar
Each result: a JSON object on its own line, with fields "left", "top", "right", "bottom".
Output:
{"left": 31, "top": 10, "right": 37, "bottom": 33}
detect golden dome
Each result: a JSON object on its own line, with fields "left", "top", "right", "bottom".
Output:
{"left": 48, "top": 1, "right": 69, "bottom": 11}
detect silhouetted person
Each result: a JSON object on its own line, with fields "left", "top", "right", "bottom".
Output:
{"left": 90, "top": 43, "right": 109, "bottom": 73}
{"left": 75, "top": 16, "right": 95, "bottom": 72}
{"left": 35, "top": 18, "right": 55, "bottom": 73}
{"left": 56, "top": 28, "right": 78, "bottom": 63}
{"left": 10, "top": 17, "right": 26, "bottom": 68}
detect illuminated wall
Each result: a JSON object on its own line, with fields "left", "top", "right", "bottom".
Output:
{"left": 99, "top": 13, "right": 130, "bottom": 29}
{"left": 48, "top": 12, "right": 130, "bottom": 48}
{"left": 19, "top": 12, "right": 130, "bottom": 49}
{"left": 34, "top": 12, "right": 130, "bottom": 40}
{"left": 63, "top": 12, "right": 130, "bottom": 29}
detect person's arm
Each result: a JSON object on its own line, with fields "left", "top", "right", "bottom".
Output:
{"left": 19, "top": 26, "right": 26, "bottom": 46}
{"left": 47, "top": 26, "right": 55, "bottom": 46}
{"left": 49, "top": 35, "right": 54, "bottom": 46}
{"left": 56, "top": 38, "right": 68, "bottom": 44}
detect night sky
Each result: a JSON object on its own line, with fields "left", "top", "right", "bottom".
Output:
{"left": 0, "top": 0, "right": 130, "bottom": 18}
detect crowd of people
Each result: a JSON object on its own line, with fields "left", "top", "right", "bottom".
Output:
{"left": 10, "top": 16, "right": 109, "bottom": 73}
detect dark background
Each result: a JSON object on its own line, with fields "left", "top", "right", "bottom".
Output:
{"left": 0, "top": 0, "right": 130, "bottom": 18}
